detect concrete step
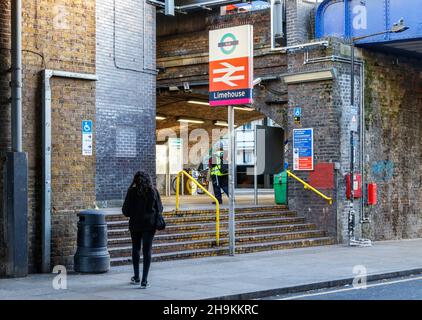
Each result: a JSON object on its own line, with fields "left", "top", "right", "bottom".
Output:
{"left": 108, "top": 228, "right": 130, "bottom": 238}
{"left": 107, "top": 216, "right": 307, "bottom": 233}
{"left": 108, "top": 230, "right": 328, "bottom": 257}
{"left": 107, "top": 223, "right": 318, "bottom": 242}
{"left": 163, "top": 211, "right": 298, "bottom": 224}
{"left": 109, "top": 237, "right": 335, "bottom": 266}
{"left": 235, "top": 237, "right": 336, "bottom": 254}
{"left": 105, "top": 205, "right": 289, "bottom": 222}
{"left": 106, "top": 204, "right": 334, "bottom": 267}
{"left": 106, "top": 211, "right": 298, "bottom": 228}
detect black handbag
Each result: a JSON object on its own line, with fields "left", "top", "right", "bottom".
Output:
{"left": 153, "top": 188, "right": 166, "bottom": 231}
{"left": 155, "top": 213, "right": 166, "bottom": 231}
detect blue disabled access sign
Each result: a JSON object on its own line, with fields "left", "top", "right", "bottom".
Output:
{"left": 82, "top": 120, "right": 93, "bottom": 134}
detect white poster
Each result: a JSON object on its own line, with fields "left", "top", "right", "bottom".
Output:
{"left": 168, "top": 138, "right": 183, "bottom": 175}
{"left": 156, "top": 145, "right": 168, "bottom": 175}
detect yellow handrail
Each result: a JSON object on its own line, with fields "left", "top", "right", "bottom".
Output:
{"left": 176, "top": 170, "right": 220, "bottom": 246}
{"left": 286, "top": 170, "right": 333, "bottom": 205}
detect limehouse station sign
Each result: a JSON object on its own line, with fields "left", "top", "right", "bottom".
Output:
{"left": 209, "top": 25, "right": 254, "bottom": 107}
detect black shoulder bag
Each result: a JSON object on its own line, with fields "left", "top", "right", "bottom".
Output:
{"left": 154, "top": 189, "right": 166, "bottom": 231}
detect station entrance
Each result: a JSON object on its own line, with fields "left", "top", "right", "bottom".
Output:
{"left": 107, "top": 91, "right": 335, "bottom": 266}
{"left": 155, "top": 88, "right": 286, "bottom": 208}
{"left": 105, "top": 1, "right": 337, "bottom": 266}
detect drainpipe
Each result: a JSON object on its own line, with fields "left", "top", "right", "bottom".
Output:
{"left": 11, "top": 0, "right": 22, "bottom": 151}
{"left": 41, "top": 70, "right": 98, "bottom": 273}
{"left": 4, "top": 0, "right": 28, "bottom": 278}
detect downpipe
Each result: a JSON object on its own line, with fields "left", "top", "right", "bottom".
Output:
{"left": 11, "top": 0, "right": 23, "bottom": 152}
{"left": 41, "top": 70, "right": 98, "bottom": 273}
{"left": 4, "top": 0, "right": 29, "bottom": 278}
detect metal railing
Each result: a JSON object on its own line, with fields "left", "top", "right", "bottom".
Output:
{"left": 286, "top": 170, "right": 333, "bottom": 205}
{"left": 175, "top": 170, "right": 220, "bottom": 246}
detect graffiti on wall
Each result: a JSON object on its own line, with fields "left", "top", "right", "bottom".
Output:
{"left": 371, "top": 160, "right": 394, "bottom": 182}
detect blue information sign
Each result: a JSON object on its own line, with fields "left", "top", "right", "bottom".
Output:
{"left": 293, "top": 128, "right": 314, "bottom": 171}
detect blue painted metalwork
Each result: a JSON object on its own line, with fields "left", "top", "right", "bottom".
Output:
{"left": 316, "top": 0, "right": 422, "bottom": 44}
{"left": 344, "top": 0, "right": 350, "bottom": 39}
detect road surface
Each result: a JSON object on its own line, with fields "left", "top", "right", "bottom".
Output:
{"left": 263, "top": 275, "right": 422, "bottom": 300}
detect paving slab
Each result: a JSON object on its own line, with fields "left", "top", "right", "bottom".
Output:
{"left": 0, "top": 239, "right": 422, "bottom": 300}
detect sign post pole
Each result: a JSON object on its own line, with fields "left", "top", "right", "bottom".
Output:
{"left": 254, "top": 124, "right": 258, "bottom": 205}
{"left": 209, "top": 25, "right": 253, "bottom": 257}
{"left": 228, "top": 105, "right": 236, "bottom": 256}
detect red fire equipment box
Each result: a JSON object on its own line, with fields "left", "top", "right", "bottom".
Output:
{"left": 367, "top": 183, "right": 377, "bottom": 205}
{"left": 346, "top": 173, "right": 362, "bottom": 199}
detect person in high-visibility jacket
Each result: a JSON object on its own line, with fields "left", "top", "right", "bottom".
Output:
{"left": 209, "top": 146, "right": 229, "bottom": 205}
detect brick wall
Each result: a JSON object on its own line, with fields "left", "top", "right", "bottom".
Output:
{"left": 157, "top": 8, "right": 276, "bottom": 85}
{"left": 363, "top": 50, "right": 422, "bottom": 240}
{"left": 1, "top": 0, "right": 96, "bottom": 275}
{"left": 334, "top": 43, "right": 364, "bottom": 242}
{"left": 0, "top": 0, "right": 10, "bottom": 276}
{"left": 96, "top": 0, "right": 157, "bottom": 206}
{"left": 286, "top": 40, "right": 422, "bottom": 243}
{"left": 286, "top": 0, "right": 317, "bottom": 46}
{"left": 0, "top": 0, "right": 10, "bottom": 149}
{"left": 283, "top": 40, "right": 367, "bottom": 242}
{"left": 285, "top": 50, "right": 340, "bottom": 237}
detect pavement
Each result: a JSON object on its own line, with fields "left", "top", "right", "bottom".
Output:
{"left": 0, "top": 239, "right": 422, "bottom": 300}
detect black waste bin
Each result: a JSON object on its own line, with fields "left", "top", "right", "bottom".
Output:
{"left": 74, "top": 210, "right": 110, "bottom": 273}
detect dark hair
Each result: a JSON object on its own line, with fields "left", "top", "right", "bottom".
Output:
{"left": 130, "top": 171, "right": 153, "bottom": 198}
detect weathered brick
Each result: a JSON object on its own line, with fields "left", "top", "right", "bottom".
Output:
{"left": 95, "top": 0, "right": 157, "bottom": 205}
{"left": 0, "top": 0, "right": 96, "bottom": 274}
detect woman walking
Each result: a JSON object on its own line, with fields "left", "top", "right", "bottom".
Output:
{"left": 122, "top": 171, "right": 163, "bottom": 289}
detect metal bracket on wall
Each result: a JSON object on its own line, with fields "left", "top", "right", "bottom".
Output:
{"left": 41, "top": 70, "right": 98, "bottom": 274}
{"left": 271, "top": 40, "right": 329, "bottom": 53}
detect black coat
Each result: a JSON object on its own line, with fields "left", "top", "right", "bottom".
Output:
{"left": 122, "top": 187, "right": 163, "bottom": 232}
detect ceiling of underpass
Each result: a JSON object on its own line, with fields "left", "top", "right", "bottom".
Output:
{"left": 156, "top": 91, "right": 264, "bottom": 134}
{"left": 360, "top": 39, "right": 422, "bottom": 59}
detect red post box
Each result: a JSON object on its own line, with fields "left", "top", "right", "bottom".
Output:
{"left": 346, "top": 173, "right": 362, "bottom": 199}
{"left": 367, "top": 183, "right": 377, "bottom": 205}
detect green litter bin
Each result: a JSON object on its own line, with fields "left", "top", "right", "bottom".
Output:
{"left": 274, "top": 171, "right": 288, "bottom": 205}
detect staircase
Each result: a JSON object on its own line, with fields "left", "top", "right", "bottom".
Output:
{"left": 106, "top": 205, "right": 335, "bottom": 266}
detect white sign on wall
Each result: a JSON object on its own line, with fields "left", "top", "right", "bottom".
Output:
{"left": 156, "top": 145, "right": 168, "bottom": 175}
{"left": 168, "top": 138, "right": 183, "bottom": 175}
{"left": 82, "top": 120, "right": 93, "bottom": 156}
